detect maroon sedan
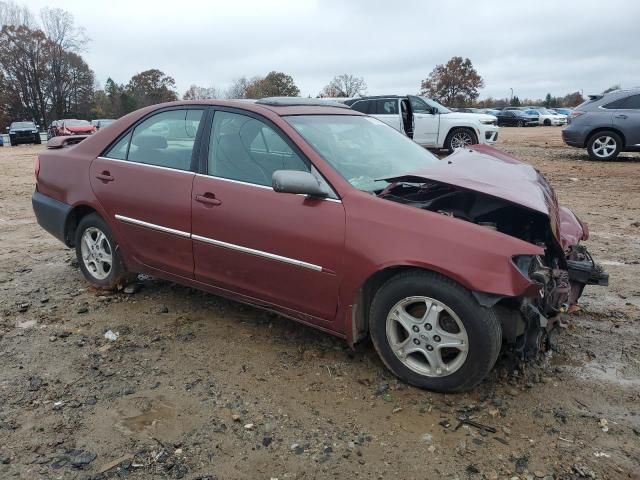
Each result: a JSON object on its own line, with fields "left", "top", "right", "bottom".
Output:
{"left": 32, "top": 98, "right": 607, "bottom": 392}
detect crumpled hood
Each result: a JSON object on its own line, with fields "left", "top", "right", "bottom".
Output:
{"left": 384, "top": 144, "right": 587, "bottom": 249}
{"left": 64, "top": 125, "right": 95, "bottom": 133}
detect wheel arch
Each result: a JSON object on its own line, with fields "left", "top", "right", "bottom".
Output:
{"left": 441, "top": 125, "right": 478, "bottom": 148}
{"left": 586, "top": 127, "right": 626, "bottom": 148}
{"left": 349, "top": 264, "right": 475, "bottom": 345}
{"left": 63, "top": 203, "right": 100, "bottom": 247}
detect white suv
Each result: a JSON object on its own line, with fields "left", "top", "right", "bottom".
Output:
{"left": 344, "top": 95, "right": 499, "bottom": 152}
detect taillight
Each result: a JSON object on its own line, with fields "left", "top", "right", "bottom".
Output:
{"left": 569, "top": 111, "right": 584, "bottom": 119}
{"left": 34, "top": 155, "right": 40, "bottom": 180}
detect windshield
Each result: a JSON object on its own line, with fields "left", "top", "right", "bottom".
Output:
{"left": 10, "top": 122, "right": 35, "bottom": 129}
{"left": 64, "top": 120, "right": 90, "bottom": 126}
{"left": 420, "top": 97, "right": 452, "bottom": 114}
{"left": 286, "top": 115, "right": 439, "bottom": 192}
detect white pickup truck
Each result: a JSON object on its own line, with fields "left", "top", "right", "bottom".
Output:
{"left": 344, "top": 95, "right": 499, "bottom": 152}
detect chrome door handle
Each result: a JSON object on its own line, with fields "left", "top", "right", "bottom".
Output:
{"left": 615, "top": 114, "right": 628, "bottom": 119}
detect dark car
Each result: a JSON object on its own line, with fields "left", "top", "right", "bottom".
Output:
{"left": 562, "top": 88, "right": 640, "bottom": 160}
{"left": 495, "top": 110, "right": 539, "bottom": 127}
{"left": 32, "top": 98, "right": 607, "bottom": 392}
{"left": 6, "top": 121, "right": 41, "bottom": 145}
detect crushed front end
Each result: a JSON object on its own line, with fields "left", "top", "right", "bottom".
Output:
{"left": 380, "top": 145, "right": 608, "bottom": 358}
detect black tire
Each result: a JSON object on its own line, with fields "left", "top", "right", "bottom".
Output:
{"left": 586, "top": 130, "right": 622, "bottom": 161}
{"left": 369, "top": 270, "right": 501, "bottom": 393}
{"left": 34, "top": 134, "right": 41, "bottom": 145}
{"left": 444, "top": 128, "right": 478, "bottom": 153}
{"left": 516, "top": 120, "right": 524, "bottom": 127}
{"left": 75, "top": 213, "right": 130, "bottom": 289}
{"left": 543, "top": 119, "right": 551, "bottom": 126}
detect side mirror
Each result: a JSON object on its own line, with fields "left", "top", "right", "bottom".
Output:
{"left": 430, "top": 107, "right": 438, "bottom": 114}
{"left": 272, "top": 170, "right": 328, "bottom": 198}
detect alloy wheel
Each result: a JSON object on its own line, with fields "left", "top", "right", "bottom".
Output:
{"left": 385, "top": 296, "right": 469, "bottom": 377}
{"left": 591, "top": 136, "right": 617, "bottom": 159}
{"left": 80, "top": 227, "right": 113, "bottom": 280}
{"left": 450, "top": 131, "right": 473, "bottom": 149}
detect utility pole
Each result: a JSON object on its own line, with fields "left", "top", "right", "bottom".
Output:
{"left": 510, "top": 88, "right": 513, "bottom": 101}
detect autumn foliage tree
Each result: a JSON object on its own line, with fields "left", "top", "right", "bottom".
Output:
{"left": 127, "top": 69, "right": 178, "bottom": 108}
{"left": 420, "top": 56, "right": 484, "bottom": 106}
{"left": 243, "top": 71, "right": 300, "bottom": 98}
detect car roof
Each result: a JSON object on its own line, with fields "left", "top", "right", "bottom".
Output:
{"left": 137, "top": 98, "right": 363, "bottom": 117}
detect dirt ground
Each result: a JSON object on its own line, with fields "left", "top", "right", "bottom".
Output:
{"left": 0, "top": 127, "right": 639, "bottom": 480}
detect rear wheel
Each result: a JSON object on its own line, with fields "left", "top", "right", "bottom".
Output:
{"left": 369, "top": 271, "right": 502, "bottom": 392}
{"left": 516, "top": 120, "right": 524, "bottom": 127}
{"left": 543, "top": 119, "right": 551, "bottom": 126}
{"left": 445, "top": 128, "right": 477, "bottom": 153}
{"left": 75, "top": 213, "right": 130, "bottom": 289}
{"left": 587, "top": 131, "right": 622, "bottom": 160}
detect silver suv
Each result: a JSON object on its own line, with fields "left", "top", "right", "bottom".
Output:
{"left": 562, "top": 88, "right": 640, "bottom": 160}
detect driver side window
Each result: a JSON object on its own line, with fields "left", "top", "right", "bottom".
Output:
{"left": 208, "top": 111, "right": 309, "bottom": 186}
{"left": 408, "top": 96, "right": 431, "bottom": 114}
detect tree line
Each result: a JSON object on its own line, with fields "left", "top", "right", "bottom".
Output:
{"left": 0, "top": 1, "right": 608, "bottom": 130}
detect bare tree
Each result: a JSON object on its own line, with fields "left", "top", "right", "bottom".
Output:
{"left": 0, "top": 0, "right": 36, "bottom": 28}
{"left": 224, "top": 76, "right": 253, "bottom": 99}
{"left": 183, "top": 84, "right": 220, "bottom": 100}
{"left": 40, "top": 8, "right": 90, "bottom": 119}
{"left": 319, "top": 74, "right": 367, "bottom": 98}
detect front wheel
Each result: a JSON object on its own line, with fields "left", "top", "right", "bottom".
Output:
{"left": 75, "top": 213, "right": 130, "bottom": 289}
{"left": 445, "top": 128, "right": 477, "bottom": 153}
{"left": 516, "top": 120, "right": 524, "bottom": 127}
{"left": 369, "top": 271, "right": 502, "bottom": 392}
{"left": 587, "top": 131, "right": 621, "bottom": 160}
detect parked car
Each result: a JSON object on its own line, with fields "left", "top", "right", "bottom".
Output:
{"left": 49, "top": 119, "right": 97, "bottom": 137}
{"left": 344, "top": 95, "right": 499, "bottom": 152}
{"left": 91, "top": 119, "right": 116, "bottom": 130}
{"left": 563, "top": 88, "right": 640, "bottom": 160}
{"left": 524, "top": 108, "right": 567, "bottom": 126}
{"left": 6, "top": 121, "right": 41, "bottom": 146}
{"left": 552, "top": 108, "right": 573, "bottom": 116}
{"left": 0, "top": 133, "right": 4, "bottom": 146}
{"left": 495, "top": 110, "right": 539, "bottom": 127}
{"left": 32, "top": 98, "right": 607, "bottom": 392}
{"left": 451, "top": 107, "right": 480, "bottom": 113}
{"left": 478, "top": 108, "right": 501, "bottom": 116}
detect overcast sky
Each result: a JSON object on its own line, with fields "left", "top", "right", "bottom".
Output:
{"left": 20, "top": 0, "right": 640, "bottom": 99}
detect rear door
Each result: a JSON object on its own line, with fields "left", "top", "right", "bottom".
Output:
{"left": 90, "top": 108, "right": 204, "bottom": 278}
{"left": 191, "top": 108, "right": 345, "bottom": 323}
{"left": 408, "top": 95, "right": 439, "bottom": 146}
{"left": 370, "top": 98, "right": 402, "bottom": 132}
{"left": 611, "top": 94, "right": 640, "bottom": 146}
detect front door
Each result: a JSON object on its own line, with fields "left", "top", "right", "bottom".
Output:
{"left": 408, "top": 95, "right": 439, "bottom": 146}
{"left": 90, "top": 108, "right": 204, "bottom": 278}
{"left": 191, "top": 109, "right": 345, "bottom": 322}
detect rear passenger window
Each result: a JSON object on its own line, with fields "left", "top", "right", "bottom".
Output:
{"left": 349, "top": 101, "right": 369, "bottom": 114}
{"left": 208, "top": 111, "right": 309, "bottom": 186}
{"left": 122, "top": 109, "right": 203, "bottom": 171}
{"left": 618, "top": 95, "right": 640, "bottom": 109}
{"left": 375, "top": 99, "right": 398, "bottom": 115}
